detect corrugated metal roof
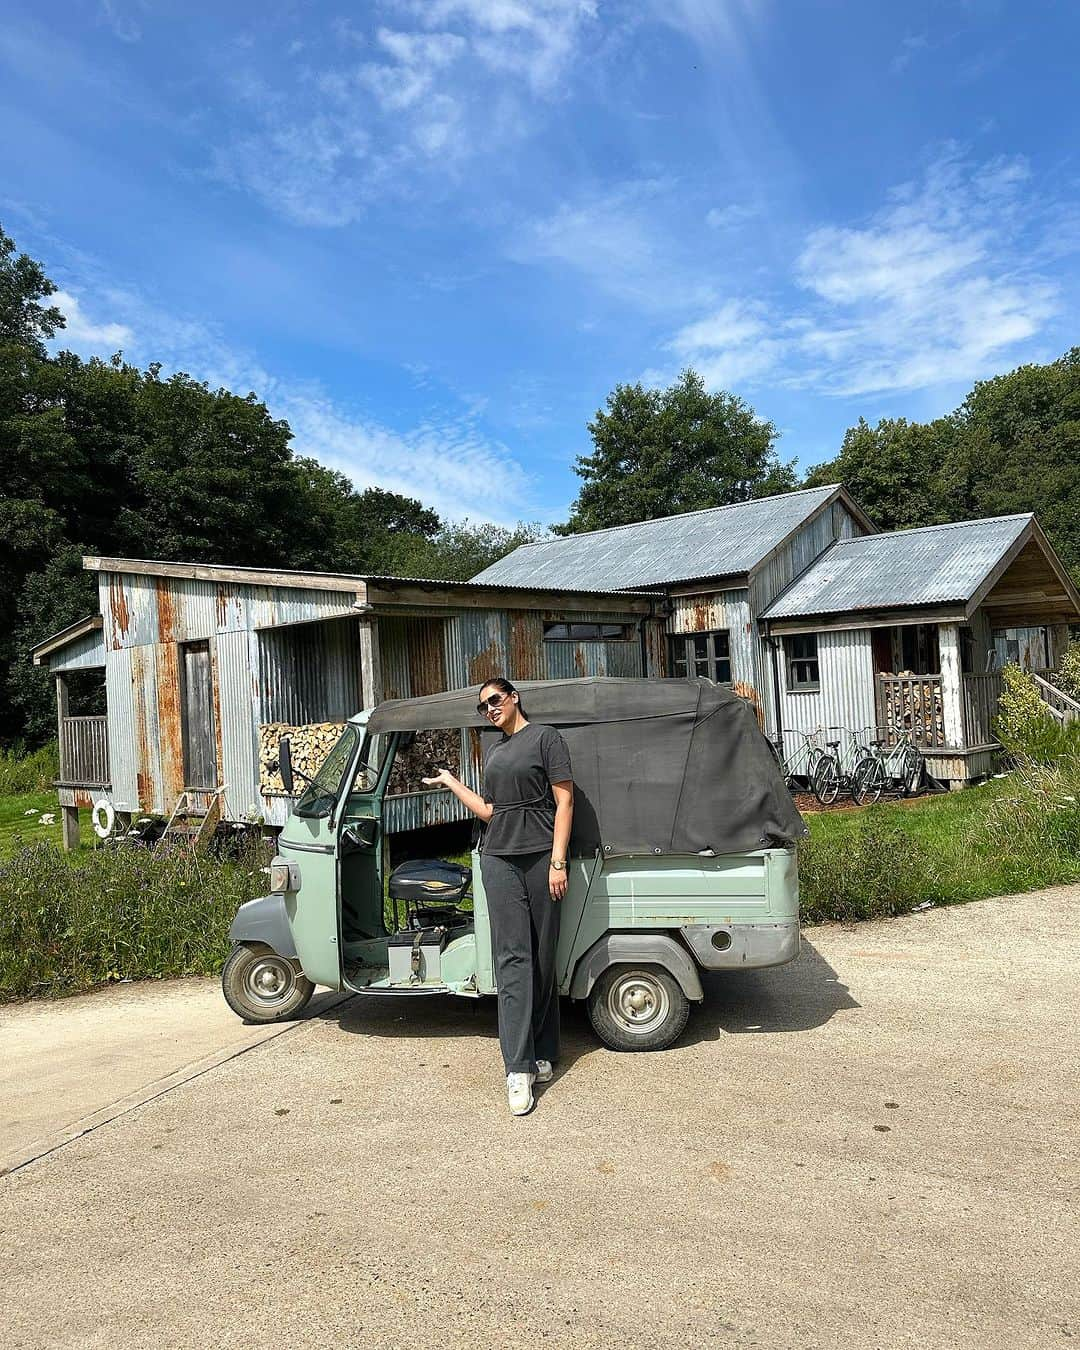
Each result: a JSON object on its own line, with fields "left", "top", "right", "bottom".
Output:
{"left": 761, "top": 514, "right": 1033, "bottom": 620}
{"left": 470, "top": 485, "right": 844, "bottom": 590}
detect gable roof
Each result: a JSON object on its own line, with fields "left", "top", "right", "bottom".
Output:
{"left": 760, "top": 514, "right": 1046, "bottom": 621}
{"left": 472, "top": 485, "right": 866, "bottom": 591}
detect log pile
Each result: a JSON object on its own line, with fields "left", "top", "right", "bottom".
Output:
{"left": 878, "top": 671, "right": 944, "bottom": 743}
{"left": 260, "top": 722, "right": 345, "bottom": 795}
{"left": 388, "top": 729, "right": 462, "bottom": 795}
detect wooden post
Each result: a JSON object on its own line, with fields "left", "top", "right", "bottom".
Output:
{"left": 61, "top": 805, "right": 80, "bottom": 852}
{"left": 358, "top": 617, "right": 383, "bottom": 709}
{"left": 939, "top": 623, "right": 965, "bottom": 749}
{"left": 54, "top": 674, "right": 80, "bottom": 850}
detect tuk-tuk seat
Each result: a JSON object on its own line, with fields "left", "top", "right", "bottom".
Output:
{"left": 388, "top": 859, "right": 471, "bottom": 907}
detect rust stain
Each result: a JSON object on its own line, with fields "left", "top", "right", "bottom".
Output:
{"left": 573, "top": 645, "right": 586, "bottom": 676}
{"left": 507, "top": 612, "right": 542, "bottom": 681}
{"left": 154, "top": 577, "right": 177, "bottom": 644}
{"left": 215, "top": 584, "right": 228, "bottom": 630}
{"left": 468, "top": 640, "right": 501, "bottom": 685}
{"left": 155, "top": 644, "right": 185, "bottom": 807}
{"left": 132, "top": 647, "right": 156, "bottom": 811}
{"left": 109, "top": 576, "right": 131, "bottom": 649}
{"left": 211, "top": 643, "right": 224, "bottom": 789}
{"left": 406, "top": 617, "right": 446, "bottom": 696}
{"left": 691, "top": 601, "right": 710, "bottom": 633}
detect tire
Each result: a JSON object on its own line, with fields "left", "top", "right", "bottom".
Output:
{"left": 851, "top": 756, "right": 885, "bottom": 806}
{"left": 901, "top": 747, "right": 924, "bottom": 797}
{"left": 221, "top": 944, "right": 314, "bottom": 1023}
{"left": 811, "top": 753, "right": 841, "bottom": 806}
{"left": 586, "top": 964, "right": 691, "bottom": 1052}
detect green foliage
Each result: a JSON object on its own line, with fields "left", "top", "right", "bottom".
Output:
{"left": 1054, "top": 640, "right": 1080, "bottom": 703}
{"left": 808, "top": 348, "right": 1080, "bottom": 583}
{"left": 562, "top": 369, "right": 796, "bottom": 533}
{"left": 994, "top": 663, "right": 1080, "bottom": 764}
{"left": 798, "top": 815, "right": 930, "bottom": 922}
{"left": 387, "top": 519, "right": 546, "bottom": 580}
{"left": 0, "top": 743, "right": 58, "bottom": 795}
{"left": 0, "top": 840, "right": 266, "bottom": 1000}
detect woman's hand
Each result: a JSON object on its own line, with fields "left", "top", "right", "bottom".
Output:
{"left": 549, "top": 864, "right": 567, "bottom": 902}
{"left": 421, "top": 768, "right": 458, "bottom": 788}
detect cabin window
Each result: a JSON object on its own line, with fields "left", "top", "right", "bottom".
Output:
{"left": 668, "top": 630, "right": 732, "bottom": 683}
{"left": 786, "top": 634, "right": 820, "bottom": 692}
{"left": 543, "top": 621, "right": 634, "bottom": 642}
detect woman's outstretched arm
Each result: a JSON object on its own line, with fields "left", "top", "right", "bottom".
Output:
{"left": 421, "top": 768, "right": 494, "bottom": 822}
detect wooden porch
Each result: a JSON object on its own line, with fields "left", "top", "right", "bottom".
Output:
{"left": 875, "top": 672, "right": 1005, "bottom": 751}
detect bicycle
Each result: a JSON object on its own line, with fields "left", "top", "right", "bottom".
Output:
{"left": 776, "top": 728, "right": 832, "bottom": 796}
{"left": 811, "top": 726, "right": 877, "bottom": 806}
{"left": 850, "top": 726, "right": 925, "bottom": 803}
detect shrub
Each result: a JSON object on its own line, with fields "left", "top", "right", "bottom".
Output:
{"left": 0, "top": 839, "right": 268, "bottom": 1001}
{"left": 1055, "top": 640, "right": 1080, "bottom": 703}
{"left": 798, "top": 813, "right": 933, "bottom": 923}
{"left": 995, "top": 664, "right": 1080, "bottom": 763}
{"left": 0, "top": 742, "right": 59, "bottom": 795}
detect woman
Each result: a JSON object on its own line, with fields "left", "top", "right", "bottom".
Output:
{"left": 423, "top": 678, "right": 573, "bottom": 1116}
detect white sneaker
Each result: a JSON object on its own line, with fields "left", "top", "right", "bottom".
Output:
{"left": 507, "top": 1072, "right": 535, "bottom": 1115}
{"left": 535, "top": 1059, "right": 553, "bottom": 1083}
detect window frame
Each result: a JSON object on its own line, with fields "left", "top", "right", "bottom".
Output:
{"left": 785, "top": 633, "right": 821, "bottom": 693}
{"left": 542, "top": 621, "right": 635, "bottom": 643}
{"left": 667, "top": 629, "right": 733, "bottom": 684}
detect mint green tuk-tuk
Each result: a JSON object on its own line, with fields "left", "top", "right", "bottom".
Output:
{"left": 222, "top": 678, "right": 806, "bottom": 1051}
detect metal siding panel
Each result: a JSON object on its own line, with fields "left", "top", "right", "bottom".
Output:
{"left": 666, "top": 590, "right": 758, "bottom": 692}
{"left": 406, "top": 617, "right": 447, "bottom": 695}
{"left": 49, "top": 628, "right": 107, "bottom": 672}
{"left": 778, "top": 628, "right": 877, "bottom": 744}
{"left": 130, "top": 644, "right": 163, "bottom": 813}
{"left": 216, "top": 631, "right": 260, "bottom": 820}
{"left": 104, "top": 647, "right": 138, "bottom": 809}
{"left": 380, "top": 618, "right": 412, "bottom": 701}
{"left": 257, "top": 620, "right": 362, "bottom": 724}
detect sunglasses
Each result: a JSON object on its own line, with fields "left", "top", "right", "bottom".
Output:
{"left": 476, "top": 691, "right": 513, "bottom": 716}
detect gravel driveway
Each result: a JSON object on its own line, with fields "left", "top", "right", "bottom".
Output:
{"left": 2, "top": 887, "right": 1078, "bottom": 1349}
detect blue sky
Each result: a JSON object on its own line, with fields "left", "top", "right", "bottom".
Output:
{"left": 2, "top": 1, "right": 1078, "bottom": 528}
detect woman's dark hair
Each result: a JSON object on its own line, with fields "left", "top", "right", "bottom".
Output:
{"left": 479, "top": 676, "right": 526, "bottom": 717}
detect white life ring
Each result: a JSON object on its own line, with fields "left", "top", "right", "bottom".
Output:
{"left": 92, "top": 800, "right": 116, "bottom": 839}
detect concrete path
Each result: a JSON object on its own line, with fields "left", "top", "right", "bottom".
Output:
{"left": 2, "top": 888, "right": 1079, "bottom": 1349}
{"left": 0, "top": 977, "right": 345, "bottom": 1174}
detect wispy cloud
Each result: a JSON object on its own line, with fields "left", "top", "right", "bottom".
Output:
{"left": 47, "top": 282, "right": 532, "bottom": 525}
{"left": 213, "top": 2, "right": 596, "bottom": 226}
{"left": 891, "top": 33, "right": 928, "bottom": 75}
{"left": 664, "top": 148, "right": 1068, "bottom": 398}
{"left": 51, "top": 290, "right": 133, "bottom": 350}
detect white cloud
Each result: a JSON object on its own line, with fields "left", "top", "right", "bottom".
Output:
{"left": 215, "top": 2, "right": 595, "bottom": 226}
{"left": 664, "top": 149, "right": 1064, "bottom": 398}
{"left": 51, "top": 290, "right": 133, "bottom": 351}
{"left": 705, "top": 204, "right": 757, "bottom": 230}
{"left": 46, "top": 284, "right": 532, "bottom": 525}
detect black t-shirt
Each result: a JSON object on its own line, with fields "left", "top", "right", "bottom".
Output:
{"left": 481, "top": 723, "right": 573, "bottom": 856}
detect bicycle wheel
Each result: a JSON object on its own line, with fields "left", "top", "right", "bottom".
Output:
{"left": 812, "top": 753, "right": 841, "bottom": 805}
{"left": 901, "top": 745, "right": 924, "bottom": 796}
{"left": 851, "top": 755, "right": 885, "bottom": 806}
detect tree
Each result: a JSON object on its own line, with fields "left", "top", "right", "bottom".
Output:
{"left": 805, "top": 349, "right": 1080, "bottom": 582}
{"left": 386, "top": 520, "right": 546, "bottom": 581}
{"left": 561, "top": 369, "right": 796, "bottom": 533}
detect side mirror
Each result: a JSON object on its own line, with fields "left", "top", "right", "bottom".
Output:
{"left": 278, "top": 735, "right": 294, "bottom": 795}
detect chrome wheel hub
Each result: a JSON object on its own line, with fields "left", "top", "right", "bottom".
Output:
{"left": 244, "top": 956, "right": 295, "bottom": 1006}
{"left": 607, "top": 971, "right": 669, "bottom": 1034}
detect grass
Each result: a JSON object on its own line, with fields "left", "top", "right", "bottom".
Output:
{"left": 799, "top": 776, "right": 1080, "bottom": 923}
{"left": 0, "top": 793, "right": 95, "bottom": 857}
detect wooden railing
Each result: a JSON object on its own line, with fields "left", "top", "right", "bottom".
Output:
{"left": 59, "top": 715, "right": 110, "bottom": 786}
{"left": 1031, "top": 672, "right": 1080, "bottom": 724}
{"left": 962, "top": 672, "right": 1003, "bottom": 748}
{"left": 876, "top": 675, "right": 946, "bottom": 747}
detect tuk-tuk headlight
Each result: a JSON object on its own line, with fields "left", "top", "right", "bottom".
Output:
{"left": 269, "top": 859, "right": 301, "bottom": 893}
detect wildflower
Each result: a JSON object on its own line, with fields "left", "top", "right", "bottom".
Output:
{"left": 39, "top": 813, "right": 56, "bottom": 825}
{"left": 23, "top": 807, "right": 38, "bottom": 815}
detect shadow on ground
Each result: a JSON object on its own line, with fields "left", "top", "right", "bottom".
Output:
{"left": 315, "top": 936, "right": 857, "bottom": 1067}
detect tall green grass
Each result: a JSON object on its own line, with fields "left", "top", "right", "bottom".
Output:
{"left": 0, "top": 841, "right": 267, "bottom": 1001}
{"left": 0, "top": 742, "right": 59, "bottom": 795}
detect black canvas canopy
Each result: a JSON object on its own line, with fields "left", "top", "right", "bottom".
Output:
{"left": 368, "top": 678, "right": 806, "bottom": 856}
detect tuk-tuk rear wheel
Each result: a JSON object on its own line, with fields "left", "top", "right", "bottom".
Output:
{"left": 587, "top": 965, "right": 690, "bottom": 1052}
{"left": 222, "top": 944, "right": 314, "bottom": 1023}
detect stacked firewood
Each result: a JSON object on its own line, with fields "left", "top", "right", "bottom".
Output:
{"left": 879, "top": 671, "right": 944, "bottom": 741}
{"left": 259, "top": 722, "right": 345, "bottom": 794}
{"left": 388, "top": 729, "right": 462, "bottom": 795}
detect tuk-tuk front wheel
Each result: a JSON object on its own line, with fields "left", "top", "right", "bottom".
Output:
{"left": 222, "top": 944, "right": 314, "bottom": 1023}
{"left": 587, "top": 965, "right": 690, "bottom": 1052}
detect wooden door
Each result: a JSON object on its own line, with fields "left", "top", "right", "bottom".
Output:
{"left": 181, "top": 641, "right": 218, "bottom": 789}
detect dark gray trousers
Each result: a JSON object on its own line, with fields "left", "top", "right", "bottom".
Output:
{"left": 480, "top": 850, "right": 561, "bottom": 1075}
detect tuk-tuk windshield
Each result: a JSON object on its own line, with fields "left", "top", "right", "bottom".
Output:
{"left": 294, "top": 724, "right": 361, "bottom": 818}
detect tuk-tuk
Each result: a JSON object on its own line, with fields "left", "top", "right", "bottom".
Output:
{"left": 222, "top": 677, "right": 807, "bottom": 1051}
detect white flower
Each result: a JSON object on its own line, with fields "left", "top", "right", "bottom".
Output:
{"left": 39, "top": 813, "right": 56, "bottom": 825}
{"left": 23, "top": 808, "right": 38, "bottom": 815}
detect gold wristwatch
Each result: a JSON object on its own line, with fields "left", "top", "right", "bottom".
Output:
{"left": 550, "top": 859, "right": 566, "bottom": 871}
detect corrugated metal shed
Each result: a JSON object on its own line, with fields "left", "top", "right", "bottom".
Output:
{"left": 470, "top": 485, "right": 844, "bottom": 590}
{"left": 762, "top": 515, "right": 1033, "bottom": 620}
